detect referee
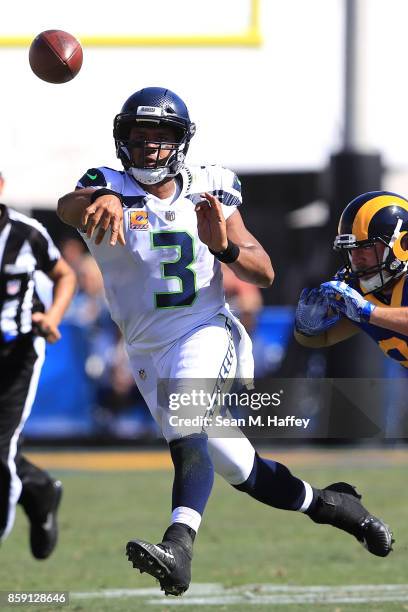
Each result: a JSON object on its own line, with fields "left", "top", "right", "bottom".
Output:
{"left": 0, "top": 201, "right": 76, "bottom": 559}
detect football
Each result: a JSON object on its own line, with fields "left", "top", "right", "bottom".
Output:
{"left": 29, "top": 30, "right": 83, "bottom": 84}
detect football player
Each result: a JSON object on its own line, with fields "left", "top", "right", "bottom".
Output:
{"left": 295, "top": 191, "right": 408, "bottom": 366}
{"left": 57, "top": 89, "right": 393, "bottom": 596}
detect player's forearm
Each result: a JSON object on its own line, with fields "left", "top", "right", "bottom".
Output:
{"left": 57, "top": 188, "right": 94, "bottom": 228}
{"left": 228, "top": 246, "right": 274, "bottom": 288}
{"left": 370, "top": 306, "right": 408, "bottom": 336}
{"left": 294, "top": 329, "right": 329, "bottom": 348}
{"left": 294, "top": 317, "right": 359, "bottom": 348}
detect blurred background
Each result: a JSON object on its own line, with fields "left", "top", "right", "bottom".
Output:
{"left": 1, "top": 0, "right": 407, "bottom": 444}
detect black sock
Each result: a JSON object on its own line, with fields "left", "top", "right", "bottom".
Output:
{"left": 233, "top": 453, "right": 307, "bottom": 511}
{"left": 169, "top": 434, "right": 214, "bottom": 515}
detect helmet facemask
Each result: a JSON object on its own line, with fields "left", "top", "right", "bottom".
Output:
{"left": 115, "top": 119, "right": 191, "bottom": 185}
{"left": 334, "top": 223, "right": 408, "bottom": 295}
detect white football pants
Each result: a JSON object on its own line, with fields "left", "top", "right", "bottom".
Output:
{"left": 126, "top": 314, "right": 256, "bottom": 485}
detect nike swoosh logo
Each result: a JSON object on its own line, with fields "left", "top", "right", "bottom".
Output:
{"left": 86, "top": 173, "right": 98, "bottom": 180}
{"left": 41, "top": 512, "right": 54, "bottom": 531}
{"left": 157, "top": 548, "right": 174, "bottom": 560}
{"left": 155, "top": 545, "right": 175, "bottom": 561}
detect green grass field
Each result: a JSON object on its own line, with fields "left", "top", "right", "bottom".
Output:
{"left": 1, "top": 449, "right": 407, "bottom": 612}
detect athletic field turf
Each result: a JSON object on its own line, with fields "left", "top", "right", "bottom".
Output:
{"left": 1, "top": 447, "right": 407, "bottom": 611}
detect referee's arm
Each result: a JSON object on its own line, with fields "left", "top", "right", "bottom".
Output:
{"left": 32, "top": 258, "right": 76, "bottom": 343}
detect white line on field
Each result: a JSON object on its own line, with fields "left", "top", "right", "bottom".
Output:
{"left": 70, "top": 583, "right": 408, "bottom": 605}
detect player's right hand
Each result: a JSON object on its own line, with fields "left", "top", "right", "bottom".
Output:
{"left": 81, "top": 195, "right": 126, "bottom": 246}
{"left": 320, "top": 281, "right": 376, "bottom": 323}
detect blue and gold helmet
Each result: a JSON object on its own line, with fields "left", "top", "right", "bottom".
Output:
{"left": 334, "top": 191, "right": 408, "bottom": 293}
{"left": 113, "top": 87, "right": 196, "bottom": 185}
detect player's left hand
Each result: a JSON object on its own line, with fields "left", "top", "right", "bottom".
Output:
{"left": 32, "top": 312, "right": 61, "bottom": 344}
{"left": 320, "top": 280, "right": 376, "bottom": 323}
{"left": 195, "top": 192, "right": 228, "bottom": 252}
{"left": 295, "top": 288, "right": 341, "bottom": 336}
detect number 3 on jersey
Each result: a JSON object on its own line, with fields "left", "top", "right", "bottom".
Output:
{"left": 151, "top": 231, "right": 197, "bottom": 308}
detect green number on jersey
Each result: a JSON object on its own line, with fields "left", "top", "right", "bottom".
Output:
{"left": 151, "top": 231, "right": 197, "bottom": 308}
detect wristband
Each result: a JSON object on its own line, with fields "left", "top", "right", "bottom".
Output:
{"left": 89, "top": 188, "right": 124, "bottom": 205}
{"left": 209, "top": 240, "right": 240, "bottom": 263}
{"left": 361, "top": 302, "right": 376, "bottom": 323}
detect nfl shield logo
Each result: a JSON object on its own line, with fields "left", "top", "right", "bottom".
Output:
{"left": 165, "top": 210, "right": 176, "bottom": 222}
{"left": 6, "top": 280, "right": 21, "bottom": 295}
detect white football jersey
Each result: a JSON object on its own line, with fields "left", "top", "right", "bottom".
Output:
{"left": 77, "top": 164, "right": 242, "bottom": 353}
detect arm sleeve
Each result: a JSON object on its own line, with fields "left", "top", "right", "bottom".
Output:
{"left": 29, "top": 223, "right": 61, "bottom": 273}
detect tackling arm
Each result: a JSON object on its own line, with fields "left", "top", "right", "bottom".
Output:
{"left": 369, "top": 306, "right": 408, "bottom": 336}
{"left": 320, "top": 280, "right": 408, "bottom": 335}
{"left": 294, "top": 317, "right": 360, "bottom": 348}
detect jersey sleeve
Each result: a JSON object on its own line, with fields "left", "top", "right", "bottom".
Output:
{"left": 187, "top": 165, "right": 242, "bottom": 219}
{"left": 76, "top": 166, "right": 124, "bottom": 193}
{"left": 216, "top": 167, "right": 242, "bottom": 220}
{"left": 28, "top": 222, "right": 61, "bottom": 273}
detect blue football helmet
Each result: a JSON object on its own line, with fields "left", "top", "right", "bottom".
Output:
{"left": 113, "top": 87, "right": 196, "bottom": 185}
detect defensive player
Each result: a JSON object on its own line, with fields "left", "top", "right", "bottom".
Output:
{"left": 57, "top": 88, "right": 393, "bottom": 596}
{"left": 0, "top": 204, "right": 76, "bottom": 558}
{"left": 295, "top": 191, "right": 408, "bottom": 367}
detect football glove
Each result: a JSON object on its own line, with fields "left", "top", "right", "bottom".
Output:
{"left": 295, "top": 288, "right": 341, "bottom": 336}
{"left": 320, "top": 280, "right": 376, "bottom": 323}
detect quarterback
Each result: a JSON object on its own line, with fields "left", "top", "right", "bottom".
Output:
{"left": 295, "top": 191, "right": 408, "bottom": 367}
{"left": 58, "top": 89, "right": 393, "bottom": 596}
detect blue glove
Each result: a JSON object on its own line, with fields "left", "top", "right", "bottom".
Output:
{"left": 320, "top": 280, "right": 376, "bottom": 323}
{"left": 295, "top": 288, "right": 341, "bottom": 336}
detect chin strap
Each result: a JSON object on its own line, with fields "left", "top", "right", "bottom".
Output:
{"left": 389, "top": 218, "right": 403, "bottom": 250}
{"left": 359, "top": 272, "right": 391, "bottom": 294}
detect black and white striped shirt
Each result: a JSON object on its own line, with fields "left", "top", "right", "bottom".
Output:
{"left": 0, "top": 205, "right": 60, "bottom": 345}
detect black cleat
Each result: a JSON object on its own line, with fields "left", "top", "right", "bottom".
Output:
{"left": 30, "top": 480, "right": 63, "bottom": 560}
{"left": 308, "top": 482, "right": 394, "bottom": 557}
{"left": 126, "top": 523, "right": 193, "bottom": 596}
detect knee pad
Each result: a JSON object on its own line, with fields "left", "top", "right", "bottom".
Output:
{"left": 208, "top": 437, "right": 255, "bottom": 485}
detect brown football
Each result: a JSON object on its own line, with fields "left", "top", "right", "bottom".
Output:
{"left": 29, "top": 30, "right": 83, "bottom": 84}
